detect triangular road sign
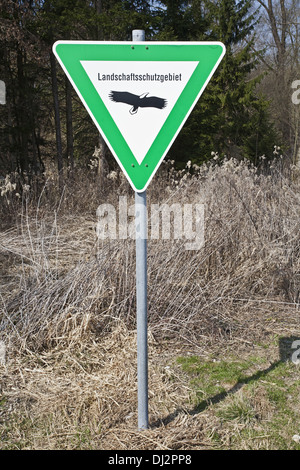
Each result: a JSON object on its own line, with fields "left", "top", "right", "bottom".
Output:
{"left": 53, "top": 41, "right": 225, "bottom": 192}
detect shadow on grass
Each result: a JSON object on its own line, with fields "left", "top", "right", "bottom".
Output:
{"left": 151, "top": 335, "right": 300, "bottom": 428}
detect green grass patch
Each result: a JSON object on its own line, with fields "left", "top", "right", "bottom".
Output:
{"left": 176, "top": 355, "right": 265, "bottom": 409}
{"left": 176, "top": 352, "right": 300, "bottom": 450}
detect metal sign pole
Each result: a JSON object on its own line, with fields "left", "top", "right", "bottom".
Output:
{"left": 135, "top": 189, "right": 148, "bottom": 430}
{"left": 132, "top": 29, "right": 149, "bottom": 431}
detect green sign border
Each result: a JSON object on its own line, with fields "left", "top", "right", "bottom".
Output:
{"left": 53, "top": 41, "right": 225, "bottom": 192}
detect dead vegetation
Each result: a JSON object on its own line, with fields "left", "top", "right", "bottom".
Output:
{"left": 0, "top": 156, "right": 300, "bottom": 449}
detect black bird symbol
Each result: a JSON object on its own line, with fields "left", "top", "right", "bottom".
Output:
{"left": 109, "top": 91, "right": 167, "bottom": 115}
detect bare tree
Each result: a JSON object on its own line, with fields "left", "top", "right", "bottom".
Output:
{"left": 256, "top": 0, "right": 300, "bottom": 162}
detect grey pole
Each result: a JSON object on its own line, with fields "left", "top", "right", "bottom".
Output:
{"left": 132, "top": 29, "right": 145, "bottom": 42}
{"left": 135, "top": 190, "right": 148, "bottom": 430}
{"left": 132, "top": 29, "right": 149, "bottom": 431}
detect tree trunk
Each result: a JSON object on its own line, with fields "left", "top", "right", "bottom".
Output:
{"left": 17, "top": 49, "right": 29, "bottom": 174}
{"left": 50, "top": 50, "right": 63, "bottom": 190}
{"left": 65, "top": 75, "right": 74, "bottom": 175}
{"left": 257, "top": 0, "right": 292, "bottom": 147}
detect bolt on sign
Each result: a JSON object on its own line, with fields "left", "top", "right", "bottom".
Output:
{"left": 53, "top": 41, "right": 225, "bottom": 192}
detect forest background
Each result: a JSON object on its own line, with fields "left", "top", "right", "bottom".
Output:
{"left": 0, "top": 0, "right": 299, "bottom": 188}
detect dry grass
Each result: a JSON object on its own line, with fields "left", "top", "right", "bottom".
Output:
{"left": 0, "top": 155, "right": 300, "bottom": 449}
{"left": 0, "top": 324, "right": 210, "bottom": 450}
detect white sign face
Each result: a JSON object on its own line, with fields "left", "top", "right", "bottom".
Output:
{"left": 81, "top": 61, "right": 198, "bottom": 165}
